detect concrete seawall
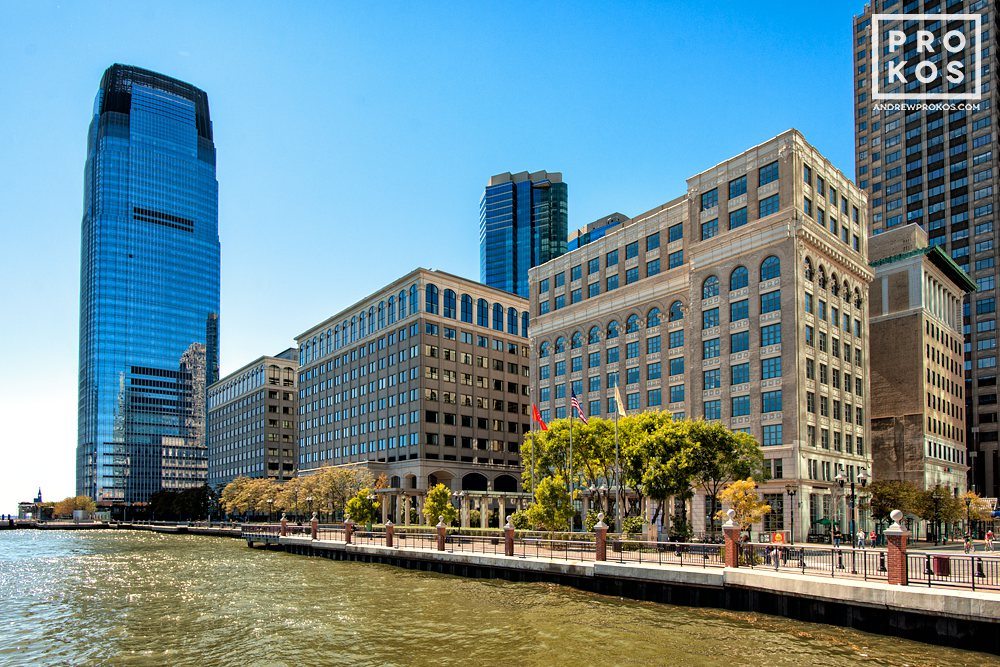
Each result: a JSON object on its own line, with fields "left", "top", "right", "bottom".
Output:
{"left": 273, "top": 535, "right": 1000, "bottom": 655}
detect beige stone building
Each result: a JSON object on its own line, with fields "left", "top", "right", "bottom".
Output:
{"left": 528, "top": 130, "right": 874, "bottom": 541}
{"left": 869, "top": 225, "right": 975, "bottom": 496}
{"left": 295, "top": 269, "right": 532, "bottom": 525}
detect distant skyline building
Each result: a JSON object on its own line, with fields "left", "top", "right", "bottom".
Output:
{"left": 207, "top": 348, "right": 299, "bottom": 489}
{"left": 868, "top": 224, "right": 975, "bottom": 497}
{"left": 567, "top": 212, "right": 629, "bottom": 251}
{"left": 77, "top": 64, "right": 220, "bottom": 509}
{"left": 853, "top": 2, "right": 998, "bottom": 497}
{"left": 480, "top": 170, "right": 567, "bottom": 298}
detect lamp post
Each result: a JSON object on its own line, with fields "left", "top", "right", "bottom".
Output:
{"left": 306, "top": 496, "right": 314, "bottom": 523}
{"left": 266, "top": 498, "right": 274, "bottom": 524}
{"left": 965, "top": 495, "right": 972, "bottom": 540}
{"left": 367, "top": 492, "right": 376, "bottom": 531}
{"left": 785, "top": 484, "right": 797, "bottom": 545}
{"left": 931, "top": 486, "right": 944, "bottom": 546}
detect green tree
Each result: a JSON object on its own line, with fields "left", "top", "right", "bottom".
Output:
{"left": 621, "top": 413, "right": 695, "bottom": 525}
{"left": 345, "top": 488, "right": 379, "bottom": 525}
{"left": 521, "top": 417, "right": 617, "bottom": 493}
{"left": 526, "top": 475, "right": 575, "bottom": 531}
{"left": 716, "top": 478, "right": 771, "bottom": 536}
{"left": 687, "top": 420, "right": 766, "bottom": 536}
{"left": 422, "top": 483, "right": 457, "bottom": 526}
{"left": 868, "top": 480, "right": 920, "bottom": 525}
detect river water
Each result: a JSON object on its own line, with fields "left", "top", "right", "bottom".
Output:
{"left": 0, "top": 530, "right": 992, "bottom": 666}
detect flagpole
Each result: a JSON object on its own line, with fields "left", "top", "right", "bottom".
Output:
{"left": 614, "top": 407, "right": 621, "bottom": 534}
{"left": 568, "top": 401, "right": 574, "bottom": 532}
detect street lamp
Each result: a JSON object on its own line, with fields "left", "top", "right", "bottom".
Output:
{"left": 367, "top": 492, "right": 377, "bottom": 531}
{"left": 965, "top": 495, "right": 972, "bottom": 540}
{"left": 931, "top": 486, "right": 944, "bottom": 546}
{"left": 266, "top": 498, "right": 274, "bottom": 524}
{"left": 836, "top": 468, "right": 869, "bottom": 574}
{"left": 306, "top": 496, "right": 314, "bottom": 523}
{"left": 784, "top": 484, "right": 797, "bottom": 545}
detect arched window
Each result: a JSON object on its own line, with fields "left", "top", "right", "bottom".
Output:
{"left": 521, "top": 311, "right": 529, "bottom": 337}
{"left": 493, "top": 303, "right": 504, "bottom": 331}
{"left": 425, "top": 284, "right": 440, "bottom": 315}
{"left": 350, "top": 316, "right": 357, "bottom": 342}
{"left": 830, "top": 274, "right": 840, "bottom": 296}
{"left": 398, "top": 291, "right": 407, "bottom": 319}
{"left": 571, "top": 331, "right": 583, "bottom": 349}
{"left": 843, "top": 280, "right": 850, "bottom": 299}
{"left": 730, "top": 266, "right": 748, "bottom": 291}
{"left": 461, "top": 294, "right": 473, "bottom": 323}
{"left": 626, "top": 314, "right": 640, "bottom": 333}
{"left": 334, "top": 325, "right": 341, "bottom": 350}
{"left": 409, "top": 285, "right": 419, "bottom": 314}
{"left": 359, "top": 311, "right": 366, "bottom": 338}
{"left": 387, "top": 297, "right": 396, "bottom": 324}
{"left": 607, "top": 321, "right": 620, "bottom": 339}
{"left": 817, "top": 266, "right": 827, "bottom": 289}
{"left": 760, "top": 255, "right": 781, "bottom": 281}
{"left": 702, "top": 275, "right": 720, "bottom": 299}
{"left": 369, "top": 306, "right": 376, "bottom": 333}
{"left": 477, "top": 298, "right": 489, "bottom": 327}
{"left": 443, "top": 289, "right": 457, "bottom": 319}
{"left": 669, "top": 301, "right": 684, "bottom": 322}
{"left": 588, "top": 326, "right": 600, "bottom": 344}
{"left": 507, "top": 307, "right": 518, "bottom": 334}
{"left": 854, "top": 288, "right": 862, "bottom": 309}
{"left": 378, "top": 301, "right": 385, "bottom": 329}
{"left": 647, "top": 307, "right": 661, "bottom": 327}
{"left": 554, "top": 336, "right": 566, "bottom": 353}
{"left": 539, "top": 342, "right": 550, "bottom": 358}
{"left": 803, "top": 258, "right": 814, "bottom": 282}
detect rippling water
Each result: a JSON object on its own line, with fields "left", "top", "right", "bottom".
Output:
{"left": 0, "top": 530, "right": 992, "bottom": 666}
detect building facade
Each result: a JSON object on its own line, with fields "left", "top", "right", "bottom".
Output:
{"left": 207, "top": 349, "right": 299, "bottom": 489}
{"left": 567, "top": 212, "right": 630, "bottom": 251}
{"left": 295, "top": 269, "right": 531, "bottom": 522}
{"left": 854, "top": 2, "right": 999, "bottom": 496}
{"left": 480, "top": 171, "right": 568, "bottom": 298}
{"left": 869, "top": 224, "right": 976, "bottom": 495}
{"left": 529, "top": 130, "right": 874, "bottom": 540}
{"left": 77, "top": 64, "right": 220, "bottom": 507}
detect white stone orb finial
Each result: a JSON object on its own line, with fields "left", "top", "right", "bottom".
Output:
{"left": 437, "top": 514, "right": 446, "bottom": 528}
{"left": 723, "top": 509, "right": 737, "bottom": 528}
{"left": 594, "top": 511, "right": 608, "bottom": 530}
{"left": 280, "top": 512, "right": 287, "bottom": 521}
{"left": 344, "top": 513, "right": 351, "bottom": 524}
{"left": 886, "top": 508, "right": 907, "bottom": 535}
{"left": 311, "top": 512, "right": 318, "bottom": 522}
{"left": 504, "top": 515, "right": 514, "bottom": 530}
{"left": 385, "top": 520, "right": 393, "bottom": 527}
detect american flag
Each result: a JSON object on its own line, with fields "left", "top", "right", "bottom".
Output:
{"left": 570, "top": 391, "right": 588, "bottom": 424}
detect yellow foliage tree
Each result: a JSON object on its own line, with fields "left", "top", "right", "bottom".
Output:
{"left": 53, "top": 496, "right": 97, "bottom": 518}
{"left": 715, "top": 478, "right": 771, "bottom": 537}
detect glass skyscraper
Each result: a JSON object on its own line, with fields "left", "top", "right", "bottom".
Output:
{"left": 480, "top": 170, "right": 568, "bottom": 298}
{"left": 77, "top": 65, "right": 220, "bottom": 508}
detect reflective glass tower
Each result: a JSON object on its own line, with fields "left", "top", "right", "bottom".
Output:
{"left": 480, "top": 171, "right": 567, "bottom": 298}
{"left": 77, "top": 65, "right": 220, "bottom": 508}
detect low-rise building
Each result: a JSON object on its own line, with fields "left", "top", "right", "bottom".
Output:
{"left": 869, "top": 224, "right": 976, "bottom": 496}
{"left": 207, "top": 348, "right": 299, "bottom": 489}
{"left": 529, "top": 129, "right": 874, "bottom": 541}
{"left": 295, "top": 269, "right": 532, "bottom": 524}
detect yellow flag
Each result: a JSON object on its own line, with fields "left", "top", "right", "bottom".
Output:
{"left": 614, "top": 385, "right": 627, "bottom": 416}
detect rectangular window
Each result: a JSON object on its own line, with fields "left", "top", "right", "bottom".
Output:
{"left": 648, "top": 389, "right": 662, "bottom": 407}
{"left": 646, "top": 232, "right": 660, "bottom": 251}
{"left": 731, "top": 362, "right": 750, "bottom": 385}
{"left": 668, "top": 250, "right": 683, "bottom": 268}
{"left": 669, "top": 330, "right": 684, "bottom": 349}
{"left": 704, "top": 399, "right": 721, "bottom": 420}
{"left": 731, "top": 331, "right": 749, "bottom": 353}
{"left": 732, "top": 395, "right": 751, "bottom": 416}
{"left": 588, "top": 282, "right": 600, "bottom": 298}
{"left": 730, "top": 299, "right": 749, "bottom": 322}
{"left": 703, "top": 307, "right": 720, "bottom": 329}
{"left": 669, "top": 384, "right": 685, "bottom": 403}
{"left": 729, "top": 207, "right": 748, "bottom": 230}
{"left": 647, "top": 335, "right": 661, "bottom": 354}
{"left": 729, "top": 174, "right": 747, "bottom": 199}
{"left": 606, "top": 346, "right": 619, "bottom": 363}
{"left": 626, "top": 341, "right": 639, "bottom": 359}
{"left": 759, "top": 193, "right": 780, "bottom": 218}
{"left": 701, "top": 218, "right": 719, "bottom": 240}
{"left": 762, "top": 389, "right": 782, "bottom": 412}
{"left": 701, "top": 188, "right": 719, "bottom": 210}
{"left": 669, "top": 356, "right": 684, "bottom": 376}
{"left": 647, "top": 362, "right": 662, "bottom": 380}
{"left": 625, "top": 267, "right": 639, "bottom": 284}
{"left": 761, "top": 356, "right": 781, "bottom": 379}
{"left": 607, "top": 249, "right": 619, "bottom": 267}
{"left": 607, "top": 274, "right": 619, "bottom": 291}
{"left": 759, "top": 161, "right": 779, "bottom": 186}
{"left": 626, "top": 367, "right": 640, "bottom": 385}
{"left": 588, "top": 351, "right": 600, "bottom": 368}
{"left": 703, "top": 338, "right": 720, "bottom": 359}
{"left": 668, "top": 224, "right": 683, "bottom": 243}
{"left": 570, "top": 264, "right": 582, "bottom": 281}
{"left": 760, "top": 323, "right": 781, "bottom": 346}
{"left": 625, "top": 241, "right": 639, "bottom": 260}
{"left": 760, "top": 290, "right": 781, "bottom": 313}
{"left": 646, "top": 258, "right": 660, "bottom": 277}
{"left": 762, "top": 424, "right": 783, "bottom": 446}
{"left": 703, "top": 368, "right": 721, "bottom": 389}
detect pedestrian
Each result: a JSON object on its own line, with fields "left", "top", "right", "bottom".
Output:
{"left": 964, "top": 533, "right": 974, "bottom": 554}
{"left": 869, "top": 529, "right": 876, "bottom": 547}
{"left": 986, "top": 528, "right": 994, "bottom": 552}
{"left": 856, "top": 529, "right": 865, "bottom": 548}
{"left": 833, "top": 527, "right": 841, "bottom": 548}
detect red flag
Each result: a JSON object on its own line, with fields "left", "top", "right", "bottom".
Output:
{"left": 532, "top": 404, "right": 548, "bottom": 431}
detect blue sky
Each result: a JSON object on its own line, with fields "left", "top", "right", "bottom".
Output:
{"left": 0, "top": 1, "right": 861, "bottom": 512}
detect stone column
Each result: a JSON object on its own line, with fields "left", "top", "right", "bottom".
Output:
{"left": 480, "top": 496, "right": 489, "bottom": 529}
{"left": 885, "top": 509, "right": 909, "bottom": 586}
{"left": 722, "top": 509, "right": 740, "bottom": 569}
{"left": 436, "top": 515, "right": 447, "bottom": 551}
{"left": 310, "top": 512, "right": 318, "bottom": 540}
{"left": 582, "top": 494, "right": 591, "bottom": 522}
{"left": 595, "top": 513, "right": 609, "bottom": 561}
{"left": 381, "top": 495, "right": 389, "bottom": 524}
{"left": 416, "top": 495, "right": 425, "bottom": 525}
{"left": 460, "top": 493, "right": 469, "bottom": 528}
{"left": 403, "top": 496, "right": 411, "bottom": 526}
{"left": 344, "top": 516, "right": 354, "bottom": 544}
{"left": 280, "top": 513, "right": 288, "bottom": 537}
{"left": 396, "top": 492, "right": 404, "bottom": 524}
{"left": 386, "top": 520, "right": 394, "bottom": 548}
{"left": 504, "top": 515, "right": 515, "bottom": 557}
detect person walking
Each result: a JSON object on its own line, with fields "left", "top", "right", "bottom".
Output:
{"left": 856, "top": 529, "right": 865, "bottom": 548}
{"left": 964, "top": 533, "right": 974, "bottom": 554}
{"left": 986, "top": 528, "right": 995, "bottom": 552}
{"left": 869, "top": 529, "right": 876, "bottom": 547}
{"left": 833, "top": 527, "right": 842, "bottom": 548}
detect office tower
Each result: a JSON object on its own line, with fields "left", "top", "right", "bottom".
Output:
{"left": 77, "top": 64, "right": 220, "bottom": 510}
{"left": 480, "top": 171, "right": 568, "bottom": 298}
{"left": 207, "top": 348, "right": 299, "bottom": 489}
{"left": 854, "top": 2, "right": 997, "bottom": 496}
{"left": 869, "top": 224, "right": 975, "bottom": 495}
{"left": 567, "top": 213, "right": 630, "bottom": 251}
{"left": 295, "top": 269, "right": 531, "bottom": 525}
{"left": 530, "top": 130, "right": 874, "bottom": 541}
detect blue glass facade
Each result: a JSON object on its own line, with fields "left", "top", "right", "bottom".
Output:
{"left": 77, "top": 65, "right": 220, "bottom": 506}
{"left": 480, "top": 171, "right": 567, "bottom": 298}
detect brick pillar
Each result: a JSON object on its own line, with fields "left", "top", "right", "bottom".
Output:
{"left": 344, "top": 516, "right": 354, "bottom": 544}
{"left": 436, "top": 515, "right": 447, "bottom": 551}
{"left": 279, "top": 513, "right": 288, "bottom": 537}
{"left": 722, "top": 509, "right": 740, "bottom": 569}
{"left": 595, "top": 512, "right": 608, "bottom": 562}
{"left": 885, "top": 509, "right": 909, "bottom": 586}
{"left": 386, "top": 520, "right": 394, "bottom": 548}
{"left": 504, "top": 515, "right": 515, "bottom": 557}
{"left": 310, "top": 512, "right": 318, "bottom": 540}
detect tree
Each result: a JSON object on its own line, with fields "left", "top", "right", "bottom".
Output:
{"left": 220, "top": 477, "right": 252, "bottom": 516}
{"left": 621, "top": 413, "right": 694, "bottom": 525}
{"left": 716, "top": 478, "right": 771, "bottom": 537}
{"left": 345, "top": 488, "right": 379, "bottom": 525}
{"left": 868, "top": 480, "right": 920, "bottom": 524}
{"left": 422, "top": 483, "right": 457, "bottom": 525}
{"left": 915, "top": 485, "right": 963, "bottom": 539}
{"left": 963, "top": 491, "right": 994, "bottom": 523}
{"left": 526, "top": 475, "right": 575, "bottom": 531}
{"left": 686, "top": 420, "right": 766, "bottom": 536}
{"left": 53, "top": 496, "right": 97, "bottom": 518}
{"left": 521, "top": 417, "right": 617, "bottom": 493}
